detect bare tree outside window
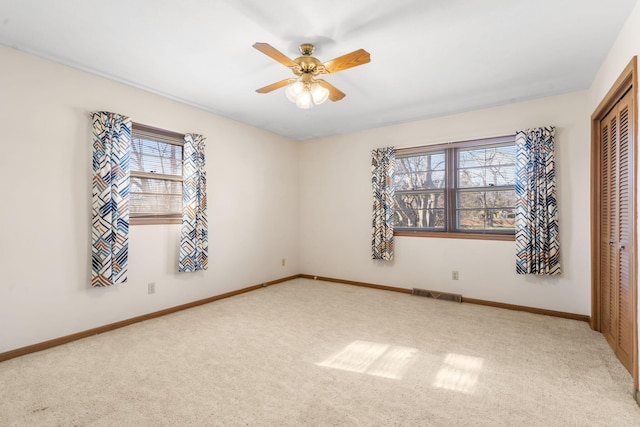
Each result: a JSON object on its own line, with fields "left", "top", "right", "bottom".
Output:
{"left": 130, "top": 124, "right": 184, "bottom": 223}
{"left": 456, "top": 145, "right": 515, "bottom": 230}
{"left": 393, "top": 137, "right": 515, "bottom": 235}
{"left": 394, "top": 152, "right": 445, "bottom": 229}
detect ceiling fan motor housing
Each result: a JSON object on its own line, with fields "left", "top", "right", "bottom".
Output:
{"left": 294, "top": 55, "right": 323, "bottom": 75}
{"left": 292, "top": 43, "right": 325, "bottom": 75}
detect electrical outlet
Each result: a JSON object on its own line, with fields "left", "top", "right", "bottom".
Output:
{"left": 282, "top": 258, "right": 286, "bottom": 267}
{"left": 148, "top": 282, "right": 156, "bottom": 294}
{"left": 452, "top": 271, "right": 459, "bottom": 280}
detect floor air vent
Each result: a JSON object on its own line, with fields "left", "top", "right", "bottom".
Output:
{"left": 412, "top": 288, "right": 462, "bottom": 303}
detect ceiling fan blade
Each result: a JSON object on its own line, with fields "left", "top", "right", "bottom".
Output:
{"left": 253, "top": 42, "right": 298, "bottom": 68}
{"left": 256, "top": 78, "right": 296, "bottom": 94}
{"left": 321, "top": 49, "right": 370, "bottom": 73}
{"left": 316, "top": 79, "right": 346, "bottom": 102}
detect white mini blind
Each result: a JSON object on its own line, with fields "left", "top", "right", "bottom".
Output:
{"left": 130, "top": 123, "right": 184, "bottom": 220}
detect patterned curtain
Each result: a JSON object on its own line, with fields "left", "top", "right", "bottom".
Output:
{"left": 515, "top": 127, "right": 560, "bottom": 275}
{"left": 179, "top": 133, "right": 208, "bottom": 272}
{"left": 371, "top": 147, "right": 395, "bottom": 260}
{"left": 91, "top": 111, "right": 131, "bottom": 287}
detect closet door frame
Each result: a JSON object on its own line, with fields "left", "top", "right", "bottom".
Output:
{"left": 591, "top": 56, "right": 638, "bottom": 392}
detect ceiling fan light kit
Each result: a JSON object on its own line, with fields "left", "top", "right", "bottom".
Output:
{"left": 285, "top": 74, "right": 330, "bottom": 109}
{"left": 253, "top": 42, "right": 370, "bottom": 109}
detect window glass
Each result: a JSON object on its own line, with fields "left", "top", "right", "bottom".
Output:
{"left": 131, "top": 138, "right": 183, "bottom": 176}
{"left": 393, "top": 137, "right": 515, "bottom": 236}
{"left": 130, "top": 124, "right": 184, "bottom": 224}
{"left": 458, "top": 145, "right": 515, "bottom": 188}
{"left": 394, "top": 192, "right": 446, "bottom": 229}
{"left": 130, "top": 177, "right": 182, "bottom": 216}
{"left": 394, "top": 152, "right": 446, "bottom": 190}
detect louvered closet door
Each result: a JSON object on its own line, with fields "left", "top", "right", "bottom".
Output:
{"left": 600, "top": 105, "right": 617, "bottom": 351}
{"left": 616, "top": 90, "right": 634, "bottom": 372}
{"left": 600, "top": 89, "right": 634, "bottom": 374}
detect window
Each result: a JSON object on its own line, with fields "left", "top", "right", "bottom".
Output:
{"left": 130, "top": 123, "right": 184, "bottom": 225}
{"left": 393, "top": 135, "right": 516, "bottom": 239}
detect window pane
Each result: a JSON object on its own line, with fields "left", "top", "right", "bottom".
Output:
{"left": 131, "top": 136, "right": 183, "bottom": 175}
{"left": 393, "top": 192, "right": 445, "bottom": 229}
{"left": 394, "top": 209, "right": 445, "bottom": 229}
{"left": 130, "top": 177, "right": 182, "bottom": 216}
{"left": 491, "top": 209, "right": 515, "bottom": 229}
{"left": 394, "top": 152, "right": 446, "bottom": 190}
{"left": 457, "top": 209, "right": 515, "bottom": 230}
{"left": 457, "top": 190, "right": 515, "bottom": 209}
{"left": 131, "top": 193, "right": 182, "bottom": 216}
{"left": 458, "top": 145, "right": 515, "bottom": 188}
{"left": 131, "top": 177, "right": 182, "bottom": 195}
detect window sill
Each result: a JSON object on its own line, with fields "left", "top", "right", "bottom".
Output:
{"left": 394, "top": 230, "right": 515, "bottom": 241}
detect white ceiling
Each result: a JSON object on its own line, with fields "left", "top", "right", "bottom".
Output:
{"left": 0, "top": 0, "right": 637, "bottom": 140}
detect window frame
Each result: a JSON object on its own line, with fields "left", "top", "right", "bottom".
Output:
{"left": 393, "top": 135, "right": 516, "bottom": 241}
{"left": 129, "top": 122, "right": 185, "bottom": 226}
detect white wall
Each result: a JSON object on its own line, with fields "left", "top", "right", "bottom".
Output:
{"left": 299, "top": 91, "right": 590, "bottom": 315}
{"left": 588, "top": 1, "right": 640, "bottom": 109}
{"left": 587, "top": 0, "right": 640, "bottom": 391}
{"left": 0, "top": 45, "right": 299, "bottom": 354}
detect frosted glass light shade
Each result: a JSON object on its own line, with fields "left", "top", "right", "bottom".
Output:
{"left": 296, "top": 90, "right": 313, "bottom": 109}
{"left": 285, "top": 81, "right": 304, "bottom": 102}
{"left": 310, "top": 83, "right": 329, "bottom": 105}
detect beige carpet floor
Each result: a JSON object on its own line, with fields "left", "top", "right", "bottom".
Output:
{"left": 1, "top": 278, "right": 639, "bottom": 426}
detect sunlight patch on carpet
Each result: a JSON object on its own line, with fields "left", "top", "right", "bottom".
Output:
{"left": 432, "top": 353, "right": 484, "bottom": 394}
{"left": 316, "top": 340, "right": 418, "bottom": 380}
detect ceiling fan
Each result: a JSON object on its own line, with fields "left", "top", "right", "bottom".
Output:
{"left": 253, "top": 42, "right": 371, "bottom": 109}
